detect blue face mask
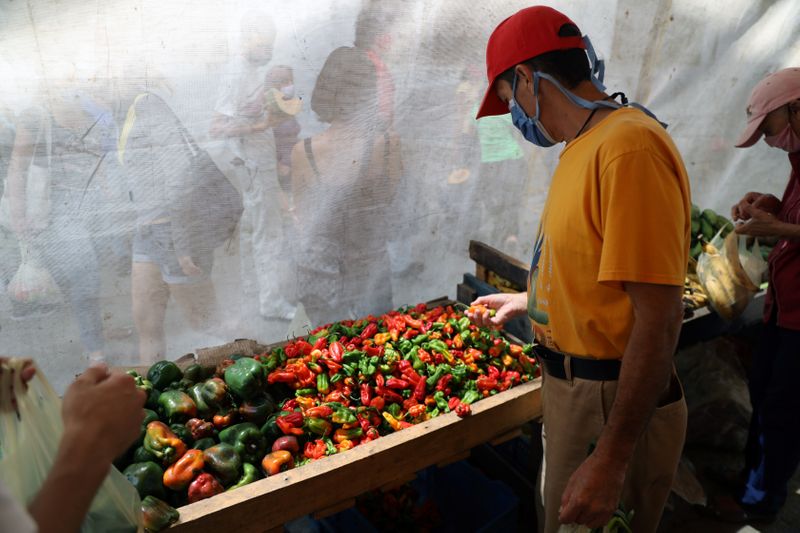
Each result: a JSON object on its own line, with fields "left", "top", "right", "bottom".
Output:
{"left": 509, "top": 73, "right": 557, "bottom": 147}
{"left": 508, "top": 35, "right": 665, "bottom": 147}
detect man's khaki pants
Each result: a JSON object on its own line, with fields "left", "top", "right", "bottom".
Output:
{"left": 541, "top": 362, "right": 687, "bottom": 533}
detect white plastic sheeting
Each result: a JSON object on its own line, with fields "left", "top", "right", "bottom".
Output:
{"left": 0, "top": 0, "right": 798, "bottom": 392}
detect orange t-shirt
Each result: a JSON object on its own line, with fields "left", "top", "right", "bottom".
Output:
{"left": 528, "top": 108, "right": 691, "bottom": 359}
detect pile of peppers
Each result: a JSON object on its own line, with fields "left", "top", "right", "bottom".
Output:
{"left": 118, "top": 304, "right": 538, "bottom": 526}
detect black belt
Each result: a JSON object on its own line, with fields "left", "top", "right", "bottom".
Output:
{"left": 533, "top": 345, "right": 621, "bottom": 381}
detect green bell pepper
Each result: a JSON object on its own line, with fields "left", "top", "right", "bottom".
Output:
{"left": 451, "top": 364, "right": 468, "bottom": 385}
{"left": 426, "top": 365, "right": 449, "bottom": 388}
{"left": 328, "top": 404, "right": 357, "bottom": 425}
{"left": 238, "top": 394, "right": 277, "bottom": 426}
{"left": 133, "top": 445, "right": 159, "bottom": 464}
{"left": 342, "top": 350, "right": 364, "bottom": 364}
{"left": 219, "top": 423, "right": 267, "bottom": 464}
{"left": 224, "top": 358, "right": 265, "bottom": 400}
{"left": 433, "top": 391, "right": 449, "bottom": 412}
{"left": 227, "top": 463, "right": 260, "bottom": 491}
{"left": 386, "top": 403, "right": 402, "bottom": 418}
{"left": 203, "top": 443, "right": 242, "bottom": 487}
{"left": 128, "top": 370, "right": 154, "bottom": 394}
{"left": 295, "top": 387, "right": 316, "bottom": 397}
{"left": 305, "top": 417, "right": 333, "bottom": 437}
{"left": 456, "top": 317, "right": 471, "bottom": 333}
{"left": 200, "top": 377, "right": 229, "bottom": 409}
{"left": 145, "top": 387, "right": 161, "bottom": 411}
{"left": 157, "top": 390, "right": 197, "bottom": 423}
{"left": 461, "top": 389, "right": 481, "bottom": 405}
{"left": 260, "top": 413, "right": 282, "bottom": 442}
{"left": 170, "top": 423, "right": 194, "bottom": 446}
{"left": 316, "top": 373, "right": 330, "bottom": 395}
{"left": 182, "top": 363, "right": 205, "bottom": 384}
{"left": 187, "top": 383, "right": 212, "bottom": 417}
{"left": 139, "top": 409, "right": 160, "bottom": 441}
{"left": 141, "top": 495, "right": 180, "bottom": 532}
{"left": 147, "top": 360, "right": 183, "bottom": 390}
{"left": 193, "top": 437, "right": 216, "bottom": 451}
{"left": 123, "top": 461, "right": 166, "bottom": 500}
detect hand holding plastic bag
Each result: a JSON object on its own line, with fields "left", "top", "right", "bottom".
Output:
{"left": 0, "top": 359, "right": 144, "bottom": 532}
{"left": 696, "top": 229, "right": 765, "bottom": 320}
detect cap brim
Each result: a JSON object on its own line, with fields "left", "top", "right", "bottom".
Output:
{"left": 476, "top": 80, "right": 509, "bottom": 119}
{"left": 734, "top": 114, "right": 766, "bottom": 148}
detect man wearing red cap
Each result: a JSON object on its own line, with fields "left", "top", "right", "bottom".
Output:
{"left": 728, "top": 67, "right": 800, "bottom": 520}
{"left": 468, "top": 6, "right": 690, "bottom": 532}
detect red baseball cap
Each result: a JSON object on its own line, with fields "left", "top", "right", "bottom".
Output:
{"left": 476, "top": 6, "right": 585, "bottom": 119}
{"left": 735, "top": 67, "right": 800, "bottom": 148}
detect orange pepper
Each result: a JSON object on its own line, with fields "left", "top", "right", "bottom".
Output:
{"left": 374, "top": 333, "right": 391, "bottom": 346}
{"left": 163, "top": 449, "right": 204, "bottom": 491}
{"left": 262, "top": 450, "right": 294, "bottom": 476}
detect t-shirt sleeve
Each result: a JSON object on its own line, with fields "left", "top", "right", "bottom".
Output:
{"left": 597, "top": 147, "right": 688, "bottom": 287}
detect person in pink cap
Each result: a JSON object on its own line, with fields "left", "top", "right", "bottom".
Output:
{"left": 467, "top": 5, "right": 689, "bottom": 532}
{"left": 727, "top": 67, "right": 800, "bottom": 521}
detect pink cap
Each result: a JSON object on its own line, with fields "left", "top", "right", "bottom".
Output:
{"left": 736, "top": 67, "right": 800, "bottom": 148}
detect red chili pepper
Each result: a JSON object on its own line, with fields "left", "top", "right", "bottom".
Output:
{"left": 360, "top": 383, "right": 372, "bottom": 406}
{"left": 414, "top": 303, "right": 427, "bottom": 314}
{"left": 477, "top": 375, "right": 499, "bottom": 392}
{"left": 375, "top": 374, "right": 385, "bottom": 388}
{"left": 363, "top": 427, "right": 380, "bottom": 442}
{"left": 403, "top": 398, "right": 419, "bottom": 411}
{"left": 385, "top": 378, "right": 410, "bottom": 390}
{"left": 487, "top": 365, "right": 501, "bottom": 379}
{"left": 433, "top": 353, "right": 444, "bottom": 365}
{"left": 488, "top": 346, "right": 502, "bottom": 358}
{"left": 268, "top": 371, "right": 297, "bottom": 384}
{"left": 407, "top": 404, "right": 427, "bottom": 419}
{"left": 448, "top": 397, "right": 461, "bottom": 411}
{"left": 293, "top": 363, "right": 314, "bottom": 386}
{"left": 357, "top": 413, "right": 372, "bottom": 433}
{"left": 304, "top": 439, "right": 327, "bottom": 460}
{"left": 360, "top": 323, "right": 378, "bottom": 339}
{"left": 296, "top": 340, "right": 314, "bottom": 356}
{"left": 455, "top": 402, "right": 471, "bottom": 418}
{"left": 369, "top": 396, "right": 385, "bottom": 411}
{"left": 397, "top": 360, "right": 411, "bottom": 372}
{"left": 365, "top": 345, "right": 383, "bottom": 358}
{"left": 277, "top": 412, "right": 305, "bottom": 436}
{"left": 305, "top": 405, "right": 334, "bottom": 418}
{"left": 324, "top": 391, "right": 347, "bottom": 404}
{"left": 313, "top": 336, "right": 328, "bottom": 350}
{"left": 417, "top": 349, "right": 432, "bottom": 364}
{"left": 404, "top": 315, "right": 424, "bottom": 329}
{"left": 321, "top": 358, "right": 343, "bottom": 373}
{"left": 377, "top": 387, "right": 404, "bottom": 405}
{"left": 284, "top": 343, "right": 299, "bottom": 358}
{"left": 403, "top": 329, "right": 419, "bottom": 340}
{"left": 436, "top": 374, "right": 453, "bottom": 392}
{"left": 402, "top": 370, "right": 421, "bottom": 385}
{"left": 329, "top": 341, "right": 344, "bottom": 363}
{"left": 413, "top": 377, "right": 427, "bottom": 402}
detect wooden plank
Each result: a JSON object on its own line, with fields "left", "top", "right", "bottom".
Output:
{"left": 456, "top": 282, "right": 477, "bottom": 305}
{"left": 469, "top": 240, "right": 529, "bottom": 289}
{"left": 169, "top": 378, "right": 542, "bottom": 532}
{"left": 379, "top": 472, "right": 417, "bottom": 492}
{"left": 476, "top": 264, "right": 488, "bottom": 282}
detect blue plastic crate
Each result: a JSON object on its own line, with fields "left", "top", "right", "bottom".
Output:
{"left": 317, "top": 460, "right": 519, "bottom": 532}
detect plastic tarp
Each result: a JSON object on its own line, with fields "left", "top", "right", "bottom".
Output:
{"left": 0, "top": 0, "right": 798, "bottom": 392}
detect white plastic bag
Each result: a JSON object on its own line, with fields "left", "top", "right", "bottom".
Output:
{"left": 697, "top": 229, "right": 760, "bottom": 320}
{"left": 738, "top": 236, "right": 768, "bottom": 288}
{"left": 6, "top": 241, "right": 60, "bottom": 305}
{"left": 0, "top": 359, "right": 143, "bottom": 532}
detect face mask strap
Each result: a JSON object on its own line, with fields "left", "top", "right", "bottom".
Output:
{"left": 583, "top": 35, "right": 606, "bottom": 93}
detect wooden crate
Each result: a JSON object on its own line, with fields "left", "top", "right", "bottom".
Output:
{"left": 170, "top": 378, "right": 541, "bottom": 531}
{"left": 122, "top": 298, "right": 542, "bottom": 530}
